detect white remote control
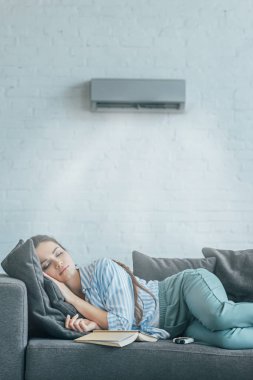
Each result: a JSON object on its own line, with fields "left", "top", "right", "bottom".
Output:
{"left": 172, "top": 337, "right": 194, "bottom": 344}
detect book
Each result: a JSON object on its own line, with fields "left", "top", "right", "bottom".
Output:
{"left": 74, "top": 330, "right": 158, "bottom": 348}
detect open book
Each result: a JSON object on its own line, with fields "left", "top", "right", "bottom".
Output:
{"left": 74, "top": 330, "right": 158, "bottom": 348}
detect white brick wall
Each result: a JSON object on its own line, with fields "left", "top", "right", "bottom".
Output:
{"left": 1, "top": 0, "right": 253, "bottom": 268}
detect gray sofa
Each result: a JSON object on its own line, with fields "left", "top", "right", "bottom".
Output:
{"left": 2, "top": 243, "right": 253, "bottom": 380}
{"left": 1, "top": 274, "right": 253, "bottom": 380}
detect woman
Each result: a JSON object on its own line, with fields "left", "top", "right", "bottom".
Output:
{"left": 32, "top": 234, "right": 253, "bottom": 349}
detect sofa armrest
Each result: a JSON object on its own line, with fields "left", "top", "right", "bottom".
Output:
{"left": 0, "top": 274, "right": 28, "bottom": 380}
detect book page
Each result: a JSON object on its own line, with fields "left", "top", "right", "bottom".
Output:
{"left": 76, "top": 331, "right": 138, "bottom": 342}
{"left": 136, "top": 332, "right": 158, "bottom": 342}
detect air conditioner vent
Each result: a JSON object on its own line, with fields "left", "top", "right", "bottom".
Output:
{"left": 90, "top": 79, "right": 185, "bottom": 112}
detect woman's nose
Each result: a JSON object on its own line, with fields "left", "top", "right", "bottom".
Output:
{"left": 55, "top": 260, "right": 63, "bottom": 270}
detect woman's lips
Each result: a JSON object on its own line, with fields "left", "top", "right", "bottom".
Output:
{"left": 59, "top": 265, "right": 69, "bottom": 275}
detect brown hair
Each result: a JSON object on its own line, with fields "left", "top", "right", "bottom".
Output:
{"left": 31, "top": 235, "right": 65, "bottom": 250}
{"left": 31, "top": 235, "right": 156, "bottom": 326}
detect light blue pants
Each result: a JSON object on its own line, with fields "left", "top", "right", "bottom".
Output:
{"left": 158, "top": 268, "right": 253, "bottom": 349}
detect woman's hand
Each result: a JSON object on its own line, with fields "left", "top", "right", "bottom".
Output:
{"left": 65, "top": 314, "right": 101, "bottom": 333}
{"left": 43, "top": 272, "right": 76, "bottom": 304}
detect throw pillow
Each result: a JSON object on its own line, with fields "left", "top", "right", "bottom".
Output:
{"left": 1, "top": 238, "right": 82, "bottom": 339}
{"left": 132, "top": 250, "right": 217, "bottom": 281}
{"left": 202, "top": 247, "right": 253, "bottom": 302}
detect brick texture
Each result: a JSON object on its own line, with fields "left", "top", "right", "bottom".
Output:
{"left": 1, "top": 0, "right": 253, "bottom": 267}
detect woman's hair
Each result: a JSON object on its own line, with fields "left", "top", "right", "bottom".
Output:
{"left": 31, "top": 235, "right": 65, "bottom": 250}
{"left": 30, "top": 234, "right": 156, "bottom": 326}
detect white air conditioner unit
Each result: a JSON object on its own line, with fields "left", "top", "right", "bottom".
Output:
{"left": 90, "top": 78, "right": 185, "bottom": 112}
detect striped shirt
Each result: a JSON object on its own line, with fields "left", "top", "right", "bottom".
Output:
{"left": 78, "top": 257, "right": 170, "bottom": 339}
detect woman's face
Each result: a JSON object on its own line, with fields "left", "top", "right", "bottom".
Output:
{"left": 35, "top": 241, "right": 77, "bottom": 283}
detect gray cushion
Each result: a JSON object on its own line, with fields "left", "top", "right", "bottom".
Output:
{"left": 1, "top": 238, "right": 82, "bottom": 339}
{"left": 132, "top": 250, "right": 217, "bottom": 281}
{"left": 43, "top": 276, "right": 78, "bottom": 316}
{"left": 202, "top": 247, "right": 253, "bottom": 302}
{"left": 26, "top": 339, "right": 253, "bottom": 380}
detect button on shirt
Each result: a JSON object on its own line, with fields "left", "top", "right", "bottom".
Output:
{"left": 78, "top": 257, "right": 169, "bottom": 339}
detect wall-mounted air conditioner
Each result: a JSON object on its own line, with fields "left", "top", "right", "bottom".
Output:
{"left": 90, "top": 78, "right": 185, "bottom": 112}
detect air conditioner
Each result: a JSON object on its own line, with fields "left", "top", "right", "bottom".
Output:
{"left": 90, "top": 78, "right": 185, "bottom": 112}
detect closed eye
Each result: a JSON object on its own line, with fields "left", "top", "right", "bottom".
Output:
{"left": 42, "top": 261, "right": 50, "bottom": 270}
{"left": 41, "top": 248, "right": 64, "bottom": 270}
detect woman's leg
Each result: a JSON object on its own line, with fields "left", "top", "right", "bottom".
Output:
{"left": 185, "top": 319, "right": 253, "bottom": 350}
{"left": 182, "top": 268, "right": 253, "bottom": 331}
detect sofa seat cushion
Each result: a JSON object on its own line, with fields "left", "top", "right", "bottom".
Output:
{"left": 26, "top": 338, "right": 253, "bottom": 380}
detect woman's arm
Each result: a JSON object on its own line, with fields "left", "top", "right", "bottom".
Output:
{"left": 70, "top": 295, "right": 108, "bottom": 329}
{"left": 43, "top": 273, "right": 108, "bottom": 329}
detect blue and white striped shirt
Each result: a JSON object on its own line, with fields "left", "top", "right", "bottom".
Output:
{"left": 78, "top": 258, "right": 169, "bottom": 339}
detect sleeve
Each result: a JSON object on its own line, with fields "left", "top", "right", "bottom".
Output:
{"left": 94, "top": 258, "right": 135, "bottom": 330}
